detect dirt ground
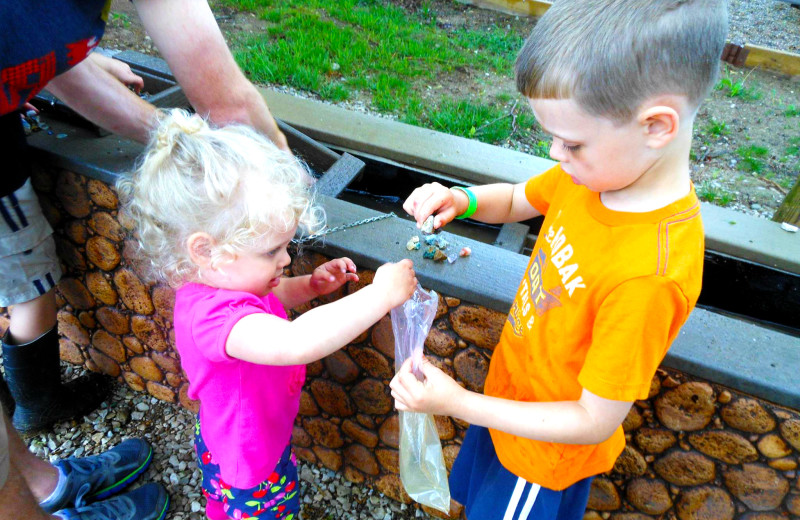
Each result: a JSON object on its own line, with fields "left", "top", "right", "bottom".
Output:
{"left": 101, "top": 0, "right": 799, "bottom": 221}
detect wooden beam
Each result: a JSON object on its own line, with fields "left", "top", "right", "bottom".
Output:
{"left": 454, "top": 0, "right": 551, "bottom": 17}
{"left": 773, "top": 176, "right": 800, "bottom": 226}
{"left": 743, "top": 44, "right": 800, "bottom": 77}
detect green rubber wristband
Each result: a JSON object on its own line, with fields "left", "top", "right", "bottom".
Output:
{"left": 452, "top": 186, "right": 477, "bottom": 219}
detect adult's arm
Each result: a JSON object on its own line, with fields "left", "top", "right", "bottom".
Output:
{"left": 46, "top": 56, "right": 156, "bottom": 143}
{"left": 133, "top": 0, "right": 289, "bottom": 150}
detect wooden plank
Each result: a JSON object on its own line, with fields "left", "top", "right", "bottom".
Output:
{"left": 314, "top": 153, "right": 365, "bottom": 198}
{"left": 455, "top": 0, "right": 551, "bottom": 17}
{"left": 773, "top": 176, "right": 800, "bottom": 226}
{"left": 744, "top": 44, "right": 800, "bottom": 77}
{"left": 493, "top": 223, "right": 529, "bottom": 253}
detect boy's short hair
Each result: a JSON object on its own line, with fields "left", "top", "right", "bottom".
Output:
{"left": 516, "top": 0, "right": 728, "bottom": 122}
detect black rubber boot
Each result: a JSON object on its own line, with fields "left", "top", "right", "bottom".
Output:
{"left": 0, "top": 373, "right": 15, "bottom": 418}
{"left": 1, "top": 327, "right": 111, "bottom": 434}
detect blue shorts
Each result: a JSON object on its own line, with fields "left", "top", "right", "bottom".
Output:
{"left": 194, "top": 417, "right": 299, "bottom": 520}
{"left": 450, "top": 425, "right": 592, "bottom": 520}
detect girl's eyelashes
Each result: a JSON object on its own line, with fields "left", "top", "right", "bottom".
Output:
{"left": 562, "top": 142, "right": 581, "bottom": 153}
{"left": 264, "top": 240, "right": 292, "bottom": 257}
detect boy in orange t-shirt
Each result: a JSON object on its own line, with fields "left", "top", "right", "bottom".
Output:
{"left": 390, "top": 1, "right": 728, "bottom": 518}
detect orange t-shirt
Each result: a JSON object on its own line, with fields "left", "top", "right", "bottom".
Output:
{"left": 483, "top": 164, "right": 704, "bottom": 491}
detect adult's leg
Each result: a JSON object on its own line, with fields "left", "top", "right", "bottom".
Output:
{"left": 3, "top": 402, "right": 59, "bottom": 501}
{"left": 0, "top": 401, "right": 58, "bottom": 520}
{"left": 0, "top": 462, "right": 57, "bottom": 520}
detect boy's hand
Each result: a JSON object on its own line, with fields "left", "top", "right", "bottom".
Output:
{"left": 403, "top": 182, "right": 468, "bottom": 231}
{"left": 390, "top": 357, "right": 465, "bottom": 416}
{"left": 309, "top": 257, "right": 359, "bottom": 296}
{"left": 372, "top": 259, "right": 417, "bottom": 309}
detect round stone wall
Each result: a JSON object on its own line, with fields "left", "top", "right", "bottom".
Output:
{"left": 1, "top": 167, "right": 796, "bottom": 519}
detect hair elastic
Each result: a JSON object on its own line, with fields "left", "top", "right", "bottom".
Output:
{"left": 452, "top": 186, "right": 477, "bottom": 220}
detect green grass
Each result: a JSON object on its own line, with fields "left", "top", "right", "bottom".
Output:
{"left": 220, "top": 0, "right": 528, "bottom": 144}
{"left": 785, "top": 105, "right": 800, "bottom": 117}
{"left": 530, "top": 140, "right": 550, "bottom": 158}
{"left": 704, "top": 118, "right": 729, "bottom": 137}
{"left": 736, "top": 145, "right": 769, "bottom": 173}
{"left": 402, "top": 97, "right": 536, "bottom": 143}
{"left": 698, "top": 181, "right": 735, "bottom": 206}
{"left": 110, "top": 12, "right": 131, "bottom": 28}
{"left": 715, "top": 77, "right": 762, "bottom": 101}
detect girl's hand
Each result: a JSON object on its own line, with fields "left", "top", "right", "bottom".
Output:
{"left": 372, "top": 259, "right": 417, "bottom": 309}
{"left": 309, "top": 257, "right": 359, "bottom": 296}
{"left": 390, "top": 357, "right": 465, "bottom": 416}
{"left": 403, "top": 182, "right": 468, "bottom": 231}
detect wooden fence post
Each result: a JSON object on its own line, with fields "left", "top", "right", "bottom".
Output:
{"left": 773, "top": 176, "right": 800, "bottom": 225}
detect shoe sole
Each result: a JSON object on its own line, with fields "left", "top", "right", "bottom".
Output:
{"left": 90, "top": 444, "right": 154, "bottom": 501}
{"left": 154, "top": 493, "right": 170, "bottom": 520}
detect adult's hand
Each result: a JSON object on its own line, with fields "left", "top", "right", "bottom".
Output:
{"left": 46, "top": 55, "right": 156, "bottom": 143}
{"left": 133, "top": 0, "right": 289, "bottom": 151}
{"left": 88, "top": 52, "right": 145, "bottom": 93}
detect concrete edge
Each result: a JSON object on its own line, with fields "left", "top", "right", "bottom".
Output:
{"left": 666, "top": 308, "right": 799, "bottom": 409}
{"left": 24, "top": 93, "right": 800, "bottom": 411}
{"left": 261, "top": 89, "right": 800, "bottom": 275}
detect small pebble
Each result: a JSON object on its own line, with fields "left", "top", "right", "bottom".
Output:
{"left": 780, "top": 222, "right": 798, "bottom": 233}
{"left": 56, "top": 133, "right": 68, "bottom": 139}
{"left": 420, "top": 215, "right": 435, "bottom": 235}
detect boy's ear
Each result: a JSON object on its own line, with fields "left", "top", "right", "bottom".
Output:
{"left": 186, "top": 232, "right": 216, "bottom": 268}
{"left": 638, "top": 105, "right": 680, "bottom": 150}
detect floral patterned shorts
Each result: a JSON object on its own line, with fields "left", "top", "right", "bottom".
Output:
{"left": 194, "top": 418, "right": 299, "bottom": 520}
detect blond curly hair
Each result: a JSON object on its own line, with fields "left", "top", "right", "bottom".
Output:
{"left": 118, "top": 109, "right": 323, "bottom": 287}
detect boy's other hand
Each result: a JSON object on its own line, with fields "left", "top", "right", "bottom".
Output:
{"left": 310, "top": 257, "right": 359, "bottom": 296}
{"left": 373, "top": 259, "right": 417, "bottom": 309}
{"left": 390, "top": 357, "right": 464, "bottom": 416}
{"left": 403, "top": 182, "right": 467, "bottom": 231}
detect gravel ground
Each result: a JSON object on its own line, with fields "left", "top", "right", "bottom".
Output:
{"left": 23, "top": 366, "right": 433, "bottom": 520}
{"left": 728, "top": 0, "right": 800, "bottom": 52}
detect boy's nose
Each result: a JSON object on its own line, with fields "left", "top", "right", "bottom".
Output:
{"left": 549, "top": 139, "right": 566, "bottom": 162}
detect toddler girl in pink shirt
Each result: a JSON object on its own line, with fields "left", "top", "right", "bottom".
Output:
{"left": 120, "top": 109, "right": 417, "bottom": 520}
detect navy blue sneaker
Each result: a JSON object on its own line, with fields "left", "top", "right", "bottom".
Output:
{"left": 54, "top": 483, "right": 169, "bottom": 520}
{"left": 41, "top": 438, "right": 153, "bottom": 513}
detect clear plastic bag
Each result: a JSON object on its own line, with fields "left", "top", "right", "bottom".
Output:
{"left": 392, "top": 285, "right": 451, "bottom": 514}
